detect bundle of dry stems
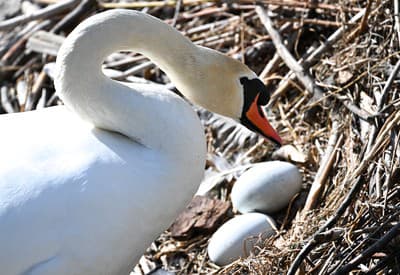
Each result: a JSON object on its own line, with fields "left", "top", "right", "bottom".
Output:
{"left": 0, "top": 0, "right": 399, "bottom": 274}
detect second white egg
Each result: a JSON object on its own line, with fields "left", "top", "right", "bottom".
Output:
{"left": 207, "top": 213, "right": 276, "bottom": 266}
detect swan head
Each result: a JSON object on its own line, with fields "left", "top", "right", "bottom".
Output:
{"left": 175, "top": 47, "right": 282, "bottom": 146}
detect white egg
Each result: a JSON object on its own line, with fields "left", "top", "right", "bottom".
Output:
{"left": 207, "top": 213, "right": 276, "bottom": 266}
{"left": 231, "top": 161, "right": 302, "bottom": 213}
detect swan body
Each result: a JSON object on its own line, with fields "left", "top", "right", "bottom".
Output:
{"left": 0, "top": 10, "right": 280, "bottom": 275}
{"left": 0, "top": 87, "right": 204, "bottom": 275}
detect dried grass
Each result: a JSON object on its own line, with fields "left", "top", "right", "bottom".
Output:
{"left": 0, "top": 0, "right": 399, "bottom": 274}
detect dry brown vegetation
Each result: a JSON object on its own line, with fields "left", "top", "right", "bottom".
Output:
{"left": 0, "top": 0, "right": 399, "bottom": 274}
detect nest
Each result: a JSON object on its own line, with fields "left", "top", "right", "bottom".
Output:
{"left": 0, "top": 0, "right": 399, "bottom": 274}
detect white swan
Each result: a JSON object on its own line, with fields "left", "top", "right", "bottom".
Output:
{"left": 0, "top": 10, "right": 281, "bottom": 275}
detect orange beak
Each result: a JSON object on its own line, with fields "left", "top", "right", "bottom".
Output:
{"left": 245, "top": 94, "right": 282, "bottom": 145}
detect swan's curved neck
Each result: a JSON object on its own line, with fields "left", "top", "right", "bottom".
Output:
{"left": 55, "top": 10, "right": 204, "bottom": 154}
{"left": 56, "top": 10, "right": 198, "bottom": 98}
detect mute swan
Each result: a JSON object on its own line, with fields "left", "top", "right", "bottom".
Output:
{"left": 0, "top": 10, "right": 281, "bottom": 275}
